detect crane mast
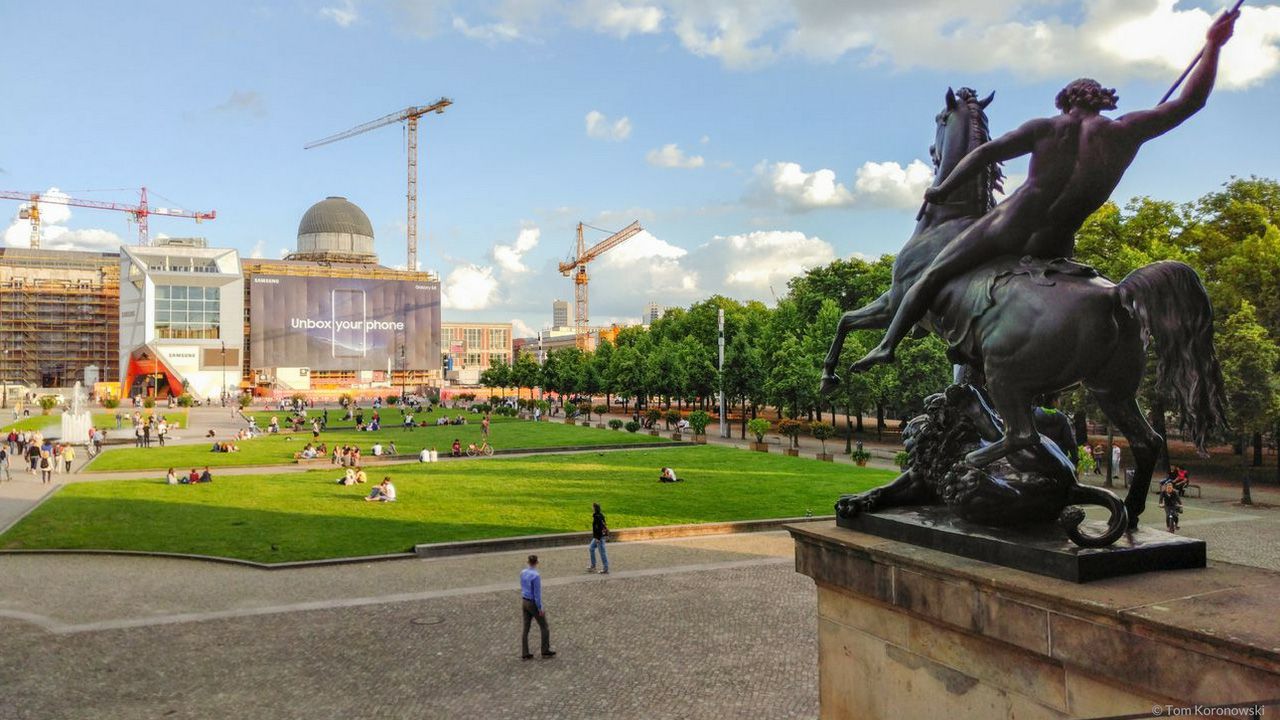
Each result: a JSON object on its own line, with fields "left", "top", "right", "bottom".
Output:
{"left": 305, "top": 97, "right": 452, "bottom": 272}
{"left": 558, "top": 220, "right": 643, "bottom": 350}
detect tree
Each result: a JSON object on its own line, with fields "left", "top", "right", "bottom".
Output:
{"left": 1218, "top": 301, "right": 1280, "bottom": 468}
{"left": 723, "top": 333, "right": 765, "bottom": 439}
{"left": 511, "top": 350, "right": 542, "bottom": 401}
{"left": 479, "top": 357, "right": 510, "bottom": 395}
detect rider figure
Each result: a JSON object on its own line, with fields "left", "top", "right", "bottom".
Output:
{"left": 851, "top": 10, "right": 1238, "bottom": 373}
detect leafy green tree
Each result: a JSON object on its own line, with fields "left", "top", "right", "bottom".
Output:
{"left": 723, "top": 332, "right": 765, "bottom": 438}
{"left": 511, "top": 350, "right": 542, "bottom": 401}
{"left": 1218, "top": 301, "right": 1280, "bottom": 467}
{"left": 479, "top": 357, "right": 510, "bottom": 395}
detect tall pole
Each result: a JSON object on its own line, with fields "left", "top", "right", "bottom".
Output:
{"left": 718, "top": 308, "right": 728, "bottom": 438}
{"left": 406, "top": 117, "right": 418, "bottom": 272}
{"left": 220, "top": 341, "right": 227, "bottom": 407}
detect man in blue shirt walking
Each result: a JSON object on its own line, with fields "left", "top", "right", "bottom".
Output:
{"left": 520, "top": 555, "right": 555, "bottom": 660}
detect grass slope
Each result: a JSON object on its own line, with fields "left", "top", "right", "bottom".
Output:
{"left": 83, "top": 419, "right": 663, "bottom": 473}
{"left": 2, "top": 445, "right": 894, "bottom": 563}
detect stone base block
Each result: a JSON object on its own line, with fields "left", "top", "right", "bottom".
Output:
{"left": 789, "top": 521, "right": 1280, "bottom": 719}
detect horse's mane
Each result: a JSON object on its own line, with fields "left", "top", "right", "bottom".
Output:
{"left": 954, "top": 87, "right": 1005, "bottom": 213}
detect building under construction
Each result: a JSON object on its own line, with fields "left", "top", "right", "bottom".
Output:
{"left": 0, "top": 248, "right": 119, "bottom": 389}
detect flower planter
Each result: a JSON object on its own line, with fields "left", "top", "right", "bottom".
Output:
{"left": 784, "top": 448, "right": 799, "bottom": 457}
{"left": 816, "top": 453, "right": 834, "bottom": 462}
{"left": 582, "top": 421, "right": 592, "bottom": 427}
{"left": 564, "top": 418, "right": 578, "bottom": 425}
{"left": 670, "top": 433, "right": 682, "bottom": 441}
{"left": 750, "top": 442, "right": 769, "bottom": 453}
{"left": 596, "top": 423, "right": 606, "bottom": 429}
{"left": 695, "top": 435, "right": 707, "bottom": 445}
{"left": 855, "top": 459, "right": 869, "bottom": 467}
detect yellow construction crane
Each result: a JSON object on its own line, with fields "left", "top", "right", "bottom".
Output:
{"left": 558, "top": 221, "right": 643, "bottom": 350}
{"left": 304, "top": 98, "right": 452, "bottom": 272}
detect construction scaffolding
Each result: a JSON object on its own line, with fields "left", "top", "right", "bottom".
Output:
{"left": 0, "top": 249, "right": 119, "bottom": 388}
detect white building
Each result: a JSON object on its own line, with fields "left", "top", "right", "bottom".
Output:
{"left": 118, "top": 240, "right": 244, "bottom": 402}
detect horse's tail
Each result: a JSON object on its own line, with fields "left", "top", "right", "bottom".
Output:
{"left": 1059, "top": 485, "right": 1128, "bottom": 548}
{"left": 1117, "top": 260, "right": 1227, "bottom": 451}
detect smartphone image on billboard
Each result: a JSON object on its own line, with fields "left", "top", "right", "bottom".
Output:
{"left": 332, "top": 288, "right": 367, "bottom": 358}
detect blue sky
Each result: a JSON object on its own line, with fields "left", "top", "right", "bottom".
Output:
{"left": 3, "top": 1, "right": 1279, "bottom": 336}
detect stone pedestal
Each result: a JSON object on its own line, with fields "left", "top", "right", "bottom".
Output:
{"left": 789, "top": 521, "right": 1280, "bottom": 719}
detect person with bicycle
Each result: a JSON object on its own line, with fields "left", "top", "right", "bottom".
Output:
{"left": 467, "top": 440, "right": 493, "bottom": 457}
{"left": 1159, "top": 482, "right": 1183, "bottom": 533}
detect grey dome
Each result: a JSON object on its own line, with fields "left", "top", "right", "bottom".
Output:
{"left": 291, "top": 196, "right": 377, "bottom": 262}
{"left": 297, "top": 196, "right": 374, "bottom": 238}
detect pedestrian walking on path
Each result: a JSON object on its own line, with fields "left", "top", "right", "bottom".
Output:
{"left": 520, "top": 555, "right": 555, "bottom": 660}
{"left": 587, "top": 503, "right": 610, "bottom": 574}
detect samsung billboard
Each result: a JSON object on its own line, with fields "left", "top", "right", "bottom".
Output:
{"left": 249, "top": 275, "right": 440, "bottom": 371}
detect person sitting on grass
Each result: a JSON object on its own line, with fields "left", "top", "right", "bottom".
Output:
{"left": 354, "top": 466, "right": 368, "bottom": 485}
{"left": 371, "top": 442, "right": 383, "bottom": 457}
{"left": 166, "top": 467, "right": 178, "bottom": 485}
{"left": 186, "top": 468, "right": 199, "bottom": 484}
{"left": 300, "top": 444, "right": 317, "bottom": 460}
{"left": 337, "top": 467, "right": 357, "bottom": 485}
{"left": 451, "top": 439, "right": 462, "bottom": 457}
{"left": 365, "top": 477, "right": 396, "bottom": 502}
{"left": 659, "top": 467, "right": 681, "bottom": 483}
{"left": 200, "top": 467, "right": 213, "bottom": 483}
{"left": 388, "top": 440, "right": 397, "bottom": 456}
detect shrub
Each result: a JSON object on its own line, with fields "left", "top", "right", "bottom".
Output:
{"left": 593, "top": 404, "right": 609, "bottom": 418}
{"left": 38, "top": 395, "right": 58, "bottom": 415}
{"left": 564, "top": 404, "right": 580, "bottom": 419}
{"left": 687, "top": 410, "right": 711, "bottom": 436}
{"left": 746, "top": 417, "right": 771, "bottom": 444}
{"left": 645, "top": 408, "right": 662, "bottom": 427}
{"left": 385, "top": 395, "right": 399, "bottom": 406}
{"left": 894, "top": 450, "right": 911, "bottom": 469}
{"left": 624, "top": 420, "right": 641, "bottom": 433}
{"left": 100, "top": 397, "right": 119, "bottom": 409}
{"left": 143, "top": 397, "right": 156, "bottom": 409}
{"left": 473, "top": 403, "right": 491, "bottom": 414}
{"left": 608, "top": 418, "right": 624, "bottom": 431}
{"left": 851, "top": 449, "right": 872, "bottom": 464}
{"left": 811, "top": 421, "right": 835, "bottom": 454}
{"left": 1076, "top": 448, "right": 1095, "bottom": 476}
{"left": 778, "top": 419, "right": 805, "bottom": 448}
{"left": 290, "top": 393, "right": 306, "bottom": 406}
{"left": 576, "top": 401, "right": 593, "bottom": 420}
{"left": 176, "top": 394, "right": 194, "bottom": 408}
{"left": 239, "top": 394, "right": 253, "bottom": 408}
{"left": 536, "top": 400, "right": 551, "bottom": 414}
{"left": 664, "top": 409, "right": 681, "bottom": 429}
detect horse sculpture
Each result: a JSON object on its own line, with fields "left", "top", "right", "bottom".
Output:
{"left": 822, "top": 88, "right": 1226, "bottom": 544}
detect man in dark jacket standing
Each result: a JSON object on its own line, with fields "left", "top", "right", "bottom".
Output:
{"left": 587, "top": 502, "right": 610, "bottom": 574}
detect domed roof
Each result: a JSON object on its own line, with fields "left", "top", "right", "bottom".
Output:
{"left": 297, "top": 196, "right": 374, "bottom": 239}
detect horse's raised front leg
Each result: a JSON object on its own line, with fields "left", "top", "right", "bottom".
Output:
{"left": 821, "top": 290, "right": 893, "bottom": 395}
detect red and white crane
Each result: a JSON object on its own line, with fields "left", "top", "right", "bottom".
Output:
{"left": 0, "top": 187, "right": 216, "bottom": 248}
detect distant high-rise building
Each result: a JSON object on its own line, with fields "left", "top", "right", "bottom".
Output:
{"left": 552, "top": 299, "right": 570, "bottom": 330}
{"left": 643, "top": 301, "right": 666, "bottom": 326}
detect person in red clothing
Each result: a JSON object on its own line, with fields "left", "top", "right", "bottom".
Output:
{"left": 187, "top": 468, "right": 200, "bottom": 484}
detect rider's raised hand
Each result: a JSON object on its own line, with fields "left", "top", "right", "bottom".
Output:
{"left": 1207, "top": 8, "right": 1239, "bottom": 47}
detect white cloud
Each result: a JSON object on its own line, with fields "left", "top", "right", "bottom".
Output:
{"left": 320, "top": 0, "right": 358, "bottom": 28}
{"left": 211, "top": 90, "right": 266, "bottom": 119}
{"left": 492, "top": 225, "right": 541, "bottom": 274}
{"left": 2, "top": 188, "right": 123, "bottom": 251}
{"left": 753, "top": 159, "right": 933, "bottom": 212}
{"left": 698, "top": 230, "right": 836, "bottom": 290}
{"left": 585, "top": 110, "right": 632, "bottom": 141}
{"left": 452, "top": 15, "right": 523, "bottom": 42}
{"left": 249, "top": 240, "right": 265, "bottom": 259}
{"left": 442, "top": 264, "right": 500, "bottom": 310}
{"left": 646, "top": 143, "right": 705, "bottom": 169}
{"left": 579, "top": 0, "right": 664, "bottom": 37}
{"left": 511, "top": 317, "right": 538, "bottom": 338}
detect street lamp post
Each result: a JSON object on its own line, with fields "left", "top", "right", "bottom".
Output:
{"left": 718, "top": 308, "right": 728, "bottom": 439}
{"left": 220, "top": 341, "right": 227, "bottom": 407}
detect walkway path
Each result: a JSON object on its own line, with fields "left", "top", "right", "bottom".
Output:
{"left": 0, "top": 532, "right": 816, "bottom": 719}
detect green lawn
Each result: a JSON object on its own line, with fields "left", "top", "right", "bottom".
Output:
{"left": 83, "top": 419, "right": 663, "bottom": 472}
{"left": 2, "top": 410, "right": 188, "bottom": 434}
{"left": 243, "top": 406, "right": 520, "bottom": 431}
{"left": 0, "top": 445, "right": 894, "bottom": 563}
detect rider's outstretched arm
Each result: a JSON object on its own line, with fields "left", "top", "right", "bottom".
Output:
{"left": 928, "top": 119, "right": 1046, "bottom": 200}
{"left": 1117, "top": 9, "right": 1237, "bottom": 141}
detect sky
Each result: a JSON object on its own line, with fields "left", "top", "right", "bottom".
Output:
{"left": 3, "top": 0, "right": 1280, "bottom": 338}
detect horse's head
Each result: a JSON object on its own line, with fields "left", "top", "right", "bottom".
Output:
{"left": 929, "top": 87, "right": 1003, "bottom": 217}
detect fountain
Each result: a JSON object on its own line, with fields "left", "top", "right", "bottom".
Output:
{"left": 60, "top": 381, "right": 93, "bottom": 446}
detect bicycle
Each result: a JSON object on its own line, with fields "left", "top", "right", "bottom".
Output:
{"left": 466, "top": 441, "right": 494, "bottom": 457}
